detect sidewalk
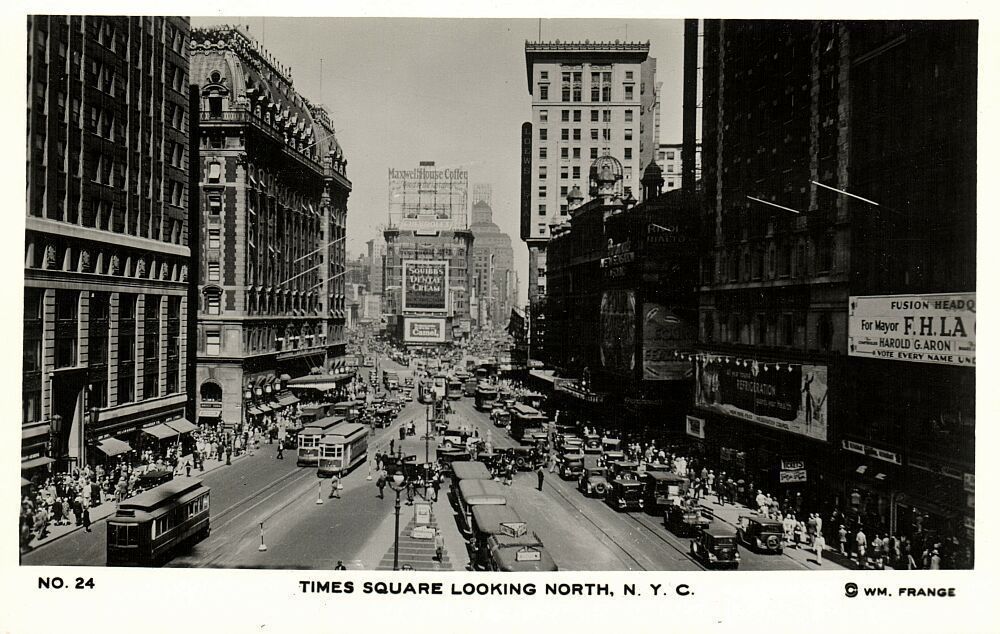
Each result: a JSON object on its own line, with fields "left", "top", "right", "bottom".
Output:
{"left": 374, "top": 489, "right": 468, "bottom": 571}
{"left": 696, "top": 494, "right": 856, "bottom": 570}
{"left": 23, "top": 451, "right": 249, "bottom": 552}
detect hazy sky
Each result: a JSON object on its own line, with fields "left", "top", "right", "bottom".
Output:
{"left": 190, "top": 17, "right": 685, "bottom": 304}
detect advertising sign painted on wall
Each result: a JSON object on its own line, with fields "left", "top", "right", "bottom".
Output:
{"left": 848, "top": 293, "right": 975, "bottom": 367}
{"left": 641, "top": 303, "right": 695, "bottom": 381}
{"left": 404, "top": 317, "right": 446, "bottom": 343}
{"left": 599, "top": 289, "right": 635, "bottom": 374}
{"left": 403, "top": 260, "right": 448, "bottom": 312}
{"left": 695, "top": 358, "right": 829, "bottom": 441}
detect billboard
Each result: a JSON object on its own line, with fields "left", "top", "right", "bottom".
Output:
{"left": 686, "top": 415, "right": 705, "bottom": 439}
{"left": 519, "top": 122, "right": 532, "bottom": 242}
{"left": 641, "top": 303, "right": 695, "bottom": 380}
{"left": 388, "top": 163, "right": 468, "bottom": 231}
{"left": 695, "top": 358, "right": 829, "bottom": 441}
{"left": 848, "top": 293, "right": 975, "bottom": 367}
{"left": 404, "top": 317, "right": 446, "bottom": 343}
{"left": 599, "top": 289, "right": 635, "bottom": 374}
{"left": 403, "top": 260, "right": 448, "bottom": 312}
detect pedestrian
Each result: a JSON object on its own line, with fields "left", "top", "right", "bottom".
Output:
{"left": 277, "top": 443, "right": 284, "bottom": 460}
{"left": 328, "top": 473, "right": 341, "bottom": 499}
{"left": 434, "top": 528, "right": 445, "bottom": 562}
{"left": 185, "top": 460, "right": 192, "bottom": 478}
{"left": 376, "top": 472, "right": 386, "bottom": 499}
{"left": 406, "top": 481, "right": 415, "bottom": 505}
{"left": 536, "top": 464, "right": 545, "bottom": 491}
{"left": 813, "top": 532, "right": 826, "bottom": 566}
{"left": 334, "top": 560, "right": 347, "bottom": 570}
{"left": 82, "top": 505, "right": 92, "bottom": 533}
{"left": 838, "top": 525, "right": 848, "bottom": 555}
{"left": 855, "top": 527, "right": 868, "bottom": 566}
{"left": 929, "top": 549, "right": 941, "bottom": 570}
{"left": 390, "top": 439, "right": 395, "bottom": 455}
{"left": 431, "top": 474, "right": 441, "bottom": 502}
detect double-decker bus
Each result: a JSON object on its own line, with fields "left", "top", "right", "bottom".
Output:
{"left": 474, "top": 385, "right": 499, "bottom": 411}
{"left": 447, "top": 377, "right": 464, "bottom": 400}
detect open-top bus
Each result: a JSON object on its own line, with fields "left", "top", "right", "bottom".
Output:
{"left": 107, "top": 479, "right": 210, "bottom": 567}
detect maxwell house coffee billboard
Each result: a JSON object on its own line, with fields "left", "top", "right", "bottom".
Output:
{"left": 695, "top": 358, "right": 829, "bottom": 441}
{"left": 403, "top": 260, "right": 448, "bottom": 312}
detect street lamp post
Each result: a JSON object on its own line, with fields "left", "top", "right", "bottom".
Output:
{"left": 388, "top": 471, "right": 407, "bottom": 570}
{"left": 424, "top": 403, "right": 432, "bottom": 499}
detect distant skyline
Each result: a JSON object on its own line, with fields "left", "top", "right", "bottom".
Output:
{"left": 190, "top": 17, "right": 685, "bottom": 304}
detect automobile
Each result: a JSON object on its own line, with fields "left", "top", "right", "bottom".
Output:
{"left": 582, "top": 434, "right": 602, "bottom": 453}
{"left": 519, "top": 428, "right": 546, "bottom": 447}
{"left": 437, "top": 448, "right": 472, "bottom": 474}
{"left": 403, "top": 392, "right": 413, "bottom": 402}
{"left": 577, "top": 459, "right": 610, "bottom": 498}
{"left": 440, "top": 426, "right": 472, "bottom": 450}
{"left": 558, "top": 450, "right": 585, "bottom": 480}
{"left": 690, "top": 524, "right": 740, "bottom": 569}
{"left": 736, "top": 515, "right": 785, "bottom": 554}
{"left": 643, "top": 471, "right": 689, "bottom": 513}
{"left": 490, "top": 408, "right": 511, "bottom": 427}
{"left": 606, "top": 476, "right": 645, "bottom": 511}
{"left": 665, "top": 501, "right": 713, "bottom": 536}
{"left": 137, "top": 467, "right": 174, "bottom": 489}
{"left": 606, "top": 459, "right": 641, "bottom": 481}
{"left": 602, "top": 449, "right": 626, "bottom": 464}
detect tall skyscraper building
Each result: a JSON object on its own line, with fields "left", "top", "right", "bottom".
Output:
{"left": 521, "top": 41, "right": 656, "bottom": 362}
{"left": 24, "top": 16, "right": 192, "bottom": 475}
{"left": 469, "top": 184, "right": 515, "bottom": 328}
{"left": 189, "top": 25, "right": 351, "bottom": 428}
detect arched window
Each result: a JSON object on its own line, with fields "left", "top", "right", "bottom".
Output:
{"left": 200, "top": 381, "right": 222, "bottom": 402}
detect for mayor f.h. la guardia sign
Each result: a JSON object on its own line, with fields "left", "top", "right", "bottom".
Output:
{"left": 848, "top": 293, "right": 975, "bottom": 367}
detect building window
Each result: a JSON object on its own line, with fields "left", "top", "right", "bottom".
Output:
{"left": 539, "top": 146, "right": 547, "bottom": 159}
{"left": 572, "top": 166, "right": 581, "bottom": 179}
{"left": 603, "top": 129, "right": 611, "bottom": 141}
{"left": 206, "top": 330, "right": 221, "bottom": 355}
{"left": 538, "top": 204, "right": 546, "bottom": 216}
{"left": 625, "top": 71, "right": 634, "bottom": 80}
{"left": 572, "top": 147, "right": 581, "bottom": 159}
{"left": 667, "top": 180, "right": 675, "bottom": 188}
{"left": 560, "top": 204, "right": 568, "bottom": 215}
{"left": 208, "top": 193, "right": 221, "bottom": 215}
{"left": 591, "top": 129, "right": 598, "bottom": 141}
{"left": 540, "top": 71, "right": 548, "bottom": 80}
{"left": 591, "top": 148, "right": 598, "bottom": 159}
{"left": 560, "top": 167, "right": 568, "bottom": 179}
{"left": 561, "top": 129, "right": 569, "bottom": 141}
{"left": 625, "top": 85, "right": 634, "bottom": 100}
{"left": 572, "top": 129, "right": 581, "bottom": 141}
{"left": 539, "top": 128, "right": 547, "bottom": 141}
{"left": 624, "top": 148, "right": 632, "bottom": 160}
{"left": 208, "top": 262, "right": 220, "bottom": 282}
{"left": 603, "top": 110, "right": 611, "bottom": 123}
{"left": 23, "top": 288, "right": 43, "bottom": 374}
{"left": 624, "top": 129, "right": 633, "bottom": 141}
{"left": 667, "top": 151, "right": 675, "bottom": 160}
{"left": 538, "top": 185, "right": 547, "bottom": 198}
{"left": 561, "top": 148, "right": 569, "bottom": 159}
{"left": 208, "top": 229, "right": 221, "bottom": 250}
{"left": 561, "top": 109, "right": 569, "bottom": 122}
{"left": 591, "top": 110, "right": 599, "bottom": 122}
{"left": 206, "top": 293, "right": 220, "bottom": 315}
{"left": 539, "top": 110, "right": 548, "bottom": 123}
{"left": 117, "top": 293, "right": 136, "bottom": 404}
{"left": 55, "top": 290, "right": 79, "bottom": 368}
{"left": 208, "top": 162, "right": 222, "bottom": 182}
{"left": 625, "top": 110, "right": 633, "bottom": 122}
{"left": 573, "top": 110, "right": 581, "bottom": 122}
{"left": 538, "top": 166, "right": 547, "bottom": 180}
{"left": 539, "top": 85, "right": 548, "bottom": 100}
{"left": 537, "top": 224, "right": 546, "bottom": 236}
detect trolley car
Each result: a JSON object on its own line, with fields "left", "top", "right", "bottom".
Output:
{"left": 297, "top": 416, "right": 345, "bottom": 466}
{"left": 107, "top": 480, "right": 210, "bottom": 567}
{"left": 317, "top": 423, "right": 370, "bottom": 477}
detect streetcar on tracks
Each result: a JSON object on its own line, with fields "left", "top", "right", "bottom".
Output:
{"left": 447, "top": 377, "right": 464, "bottom": 400}
{"left": 509, "top": 404, "right": 547, "bottom": 442}
{"left": 297, "top": 416, "right": 346, "bottom": 466}
{"left": 451, "top": 460, "right": 494, "bottom": 482}
{"left": 317, "top": 422, "right": 370, "bottom": 477}
{"left": 107, "top": 479, "right": 210, "bottom": 567}
{"left": 453, "top": 478, "right": 508, "bottom": 534}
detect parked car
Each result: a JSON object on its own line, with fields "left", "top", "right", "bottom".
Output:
{"left": 665, "top": 501, "right": 712, "bottom": 536}
{"left": 577, "top": 459, "right": 610, "bottom": 498}
{"left": 737, "top": 515, "right": 785, "bottom": 554}
{"left": 690, "top": 524, "right": 740, "bottom": 569}
{"left": 606, "top": 476, "right": 645, "bottom": 511}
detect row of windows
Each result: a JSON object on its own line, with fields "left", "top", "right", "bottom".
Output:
{"left": 703, "top": 311, "right": 835, "bottom": 352}
{"left": 709, "top": 235, "right": 836, "bottom": 285}
{"left": 152, "top": 494, "right": 209, "bottom": 540}
{"left": 544, "top": 108, "right": 636, "bottom": 124}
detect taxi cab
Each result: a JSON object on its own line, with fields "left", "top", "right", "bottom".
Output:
{"left": 690, "top": 524, "right": 740, "bottom": 569}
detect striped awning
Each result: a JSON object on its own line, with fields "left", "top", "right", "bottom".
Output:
{"left": 96, "top": 438, "right": 133, "bottom": 457}
{"left": 21, "top": 456, "right": 55, "bottom": 471}
{"left": 143, "top": 423, "right": 179, "bottom": 440}
{"left": 166, "top": 419, "right": 198, "bottom": 435}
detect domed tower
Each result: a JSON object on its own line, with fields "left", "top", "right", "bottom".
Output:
{"left": 641, "top": 160, "right": 665, "bottom": 200}
{"left": 589, "top": 155, "right": 624, "bottom": 204}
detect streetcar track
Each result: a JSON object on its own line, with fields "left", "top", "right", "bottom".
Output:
{"left": 624, "top": 510, "right": 708, "bottom": 571}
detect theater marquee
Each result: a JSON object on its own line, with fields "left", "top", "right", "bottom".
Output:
{"left": 848, "top": 293, "right": 975, "bottom": 367}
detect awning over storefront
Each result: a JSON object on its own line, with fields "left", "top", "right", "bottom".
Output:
{"left": 96, "top": 438, "right": 133, "bottom": 457}
{"left": 198, "top": 409, "right": 222, "bottom": 419}
{"left": 529, "top": 369, "right": 558, "bottom": 385}
{"left": 276, "top": 393, "right": 300, "bottom": 407}
{"left": 21, "top": 456, "right": 55, "bottom": 471}
{"left": 142, "top": 423, "right": 180, "bottom": 440}
{"left": 22, "top": 425, "right": 49, "bottom": 442}
{"left": 247, "top": 406, "right": 264, "bottom": 416}
{"left": 257, "top": 404, "right": 274, "bottom": 414}
{"left": 166, "top": 419, "right": 198, "bottom": 435}
{"left": 21, "top": 477, "right": 32, "bottom": 488}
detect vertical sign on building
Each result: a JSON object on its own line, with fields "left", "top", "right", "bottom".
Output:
{"left": 520, "top": 122, "right": 532, "bottom": 242}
